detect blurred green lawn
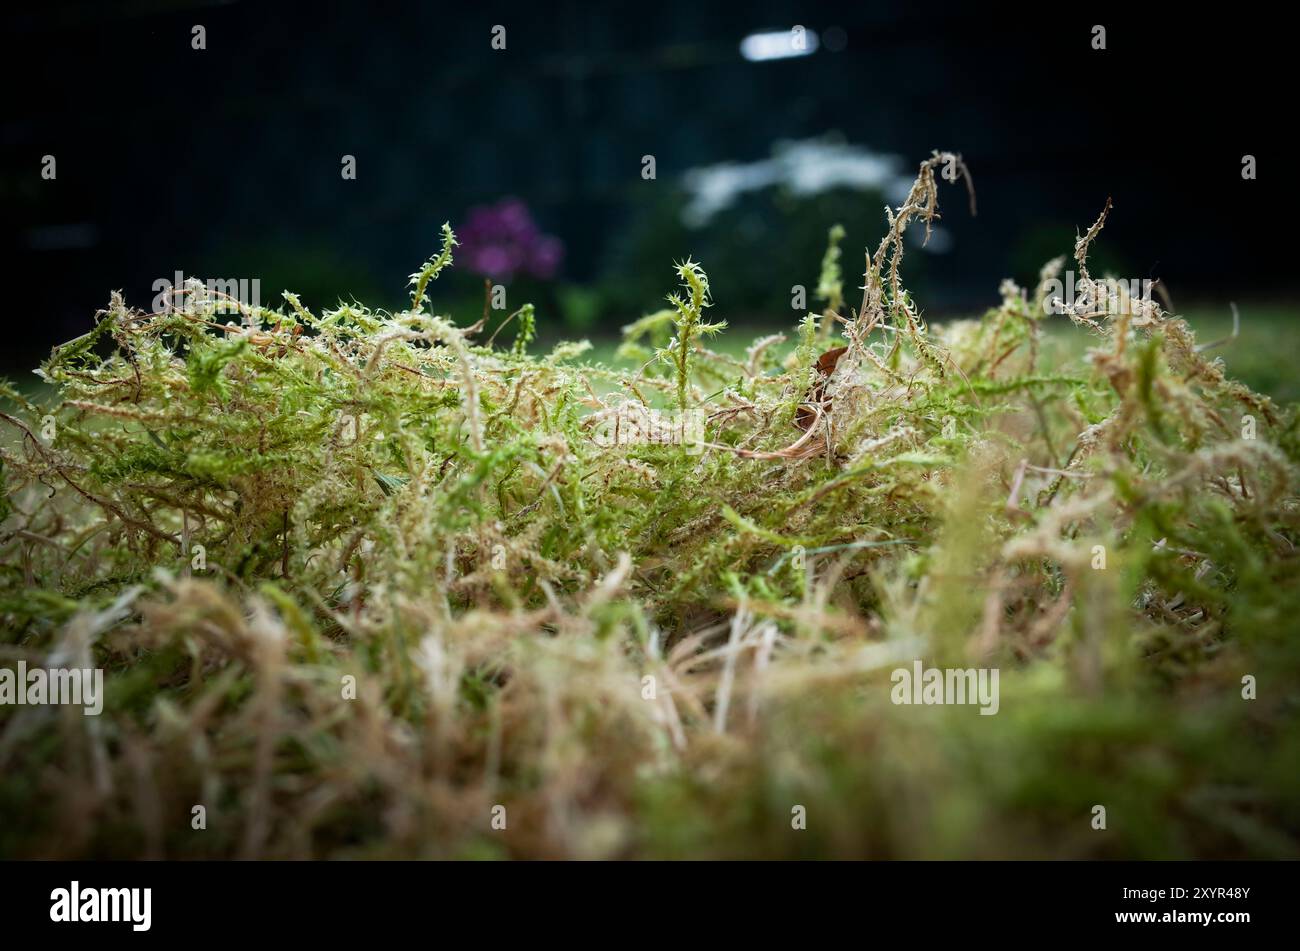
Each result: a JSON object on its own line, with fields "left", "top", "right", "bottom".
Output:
{"left": 1145, "top": 304, "right": 1300, "bottom": 405}
{"left": 581, "top": 302, "right": 1300, "bottom": 407}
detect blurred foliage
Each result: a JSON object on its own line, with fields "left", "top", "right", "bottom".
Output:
{"left": 596, "top": 184, "right": 929, "bottom": 325}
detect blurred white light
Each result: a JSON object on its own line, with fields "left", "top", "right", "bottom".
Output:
{"left": 681, "top": 139, "right": 909, "bottom": 228}
{"left": 740, "top": 29, "right": 818, "bottom": 62}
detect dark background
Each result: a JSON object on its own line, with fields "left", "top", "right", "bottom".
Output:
{"left": 0, "top": 0, "right": 1291, "bottom": 374}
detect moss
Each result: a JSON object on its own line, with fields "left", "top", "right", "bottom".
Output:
{"left": 1, "top": 152, "right": 1298, "bottom": 858}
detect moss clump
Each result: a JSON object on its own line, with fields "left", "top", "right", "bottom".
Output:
{"left": 2, "top": 152, "right": 1298, "bottom": 859}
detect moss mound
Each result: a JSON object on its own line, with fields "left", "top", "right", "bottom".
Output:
{"left": 3, "top": 153, "right": 1298, "bottom": 858}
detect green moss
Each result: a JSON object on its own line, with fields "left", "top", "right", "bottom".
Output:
{"left": 2, "top": 154, "right": 1298, "bottom": 858}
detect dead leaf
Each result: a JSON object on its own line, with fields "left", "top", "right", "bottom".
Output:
{"left": 795, "top": 346, "right": 846, "bottom": 431}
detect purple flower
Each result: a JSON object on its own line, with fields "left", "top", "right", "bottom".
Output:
{"left": 457, "top": 199, "right": 564, "bottom": 282}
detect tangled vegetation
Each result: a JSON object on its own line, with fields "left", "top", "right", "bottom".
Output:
{"left": 2, "top": 153, "right": 1298, "bottom": 859}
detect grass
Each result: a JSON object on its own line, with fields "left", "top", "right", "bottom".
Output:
{"left": 2, "top": 152, "right": 1298, "bottom": 859}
